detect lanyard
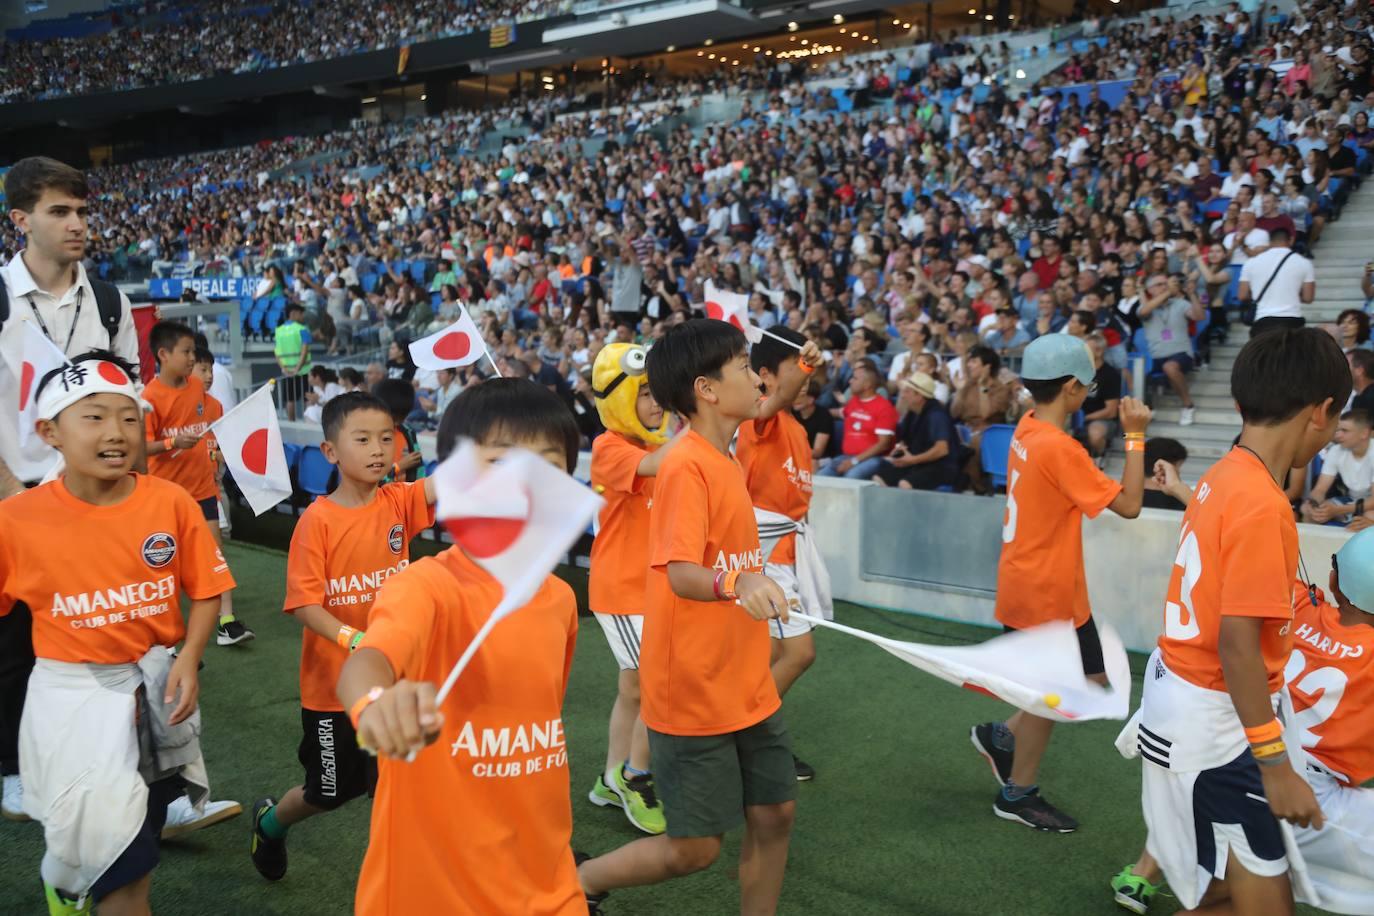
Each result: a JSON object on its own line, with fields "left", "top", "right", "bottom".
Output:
{"left": 26, "top": 286, "right": 84, "bottom": 354}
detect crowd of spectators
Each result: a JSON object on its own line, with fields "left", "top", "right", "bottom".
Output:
{"left": 6, "top": 0, "right": 1374, "bottom": 502}
{"left": 0, "top": 0, "right": 572, "bottom": 103}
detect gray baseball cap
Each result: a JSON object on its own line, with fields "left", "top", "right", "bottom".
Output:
{"left": 1020, "top": 334, "right": 1096, "bottom": 386}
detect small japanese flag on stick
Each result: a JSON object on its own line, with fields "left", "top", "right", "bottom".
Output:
{"left": 409, "top": 305, "right": 496, "bottom": 374}
{"left": 430, "top": 441, "right": 603, "bottom": 706}
{"left": 210, "top": 381, "right": 292, "bottom": 515}
{"left": 13, "top": 320, "right": 69, "bottom": 450}
{"left": 703, "top": 281, "right": 799, "bottom": 350}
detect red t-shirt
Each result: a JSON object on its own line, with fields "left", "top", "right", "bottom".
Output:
{"left": 841, "top": 395, "right": 898, "bottom": 457}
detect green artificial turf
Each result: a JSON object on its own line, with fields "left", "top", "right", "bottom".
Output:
{"left": 0, "top": 525, "right": 1321, "bottom": 915}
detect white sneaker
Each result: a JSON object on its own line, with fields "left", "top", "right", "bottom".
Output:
{"left": 2, "top": 774, "right": 29, "bottom": 822}
{"left": 161, "top": 795, "right": 243, "bottom": 839}
{"left": 1179, "top": 406, "right": 1196, "bottom": 427}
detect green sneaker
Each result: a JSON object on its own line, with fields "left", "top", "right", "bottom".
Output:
{"left": 44, "top": 882, "right": 92, "bottom": 916}
{"left": 610, "top": 765, "right": 666, "bottom": 836}
{"left": 587, "top": 774, "right": 622, "bottom": 810}
{"left": 1111, "top": 865, "right": 1160, "bottom": 914}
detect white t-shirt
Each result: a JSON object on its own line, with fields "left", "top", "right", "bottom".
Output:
{"left": 1224, "top": 227, "right": 1270, "bottom": 264}
{"left": 1322, "top": 444, "right": 1374, "bottom": 501}
{"left": 1240, "top": 246, "right": 1315, "bottom": 320}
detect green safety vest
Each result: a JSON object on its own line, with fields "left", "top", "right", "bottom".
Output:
{"left": 274, "top": 320, "right": 312, "bottom": 371}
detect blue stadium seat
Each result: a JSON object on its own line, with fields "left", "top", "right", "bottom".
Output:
{"left": 979, "top": 424, "right": 1017, "bottom": 490}
{"left": 362, "top": 272, "right": 380, "bottom": 293}
{"left": 297, "top": 446, "right": 335, "bottom": 501}
{"left": 283, "top": 443, "right": 302, "bottom": 471}
{"left": 410, "top": 261, "right": 429, "bottom": 284}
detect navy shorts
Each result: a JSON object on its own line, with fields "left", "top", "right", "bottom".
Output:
{"left": 1193, "top": 749, "right": 1287, "bottom": 875}
{"left": 197, "top": 497, "right": 219, "bottom": 522}
{"left": 1158, "top": 352, "right": 1195, "bottom": 373}
{"left": 1004, "top": 616, "right": 1105, "bottom": 677}
{"left": 89, "top": 776, "right": 184, "bottom": 900}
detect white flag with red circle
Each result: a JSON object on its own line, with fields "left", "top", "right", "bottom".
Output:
{"left": 209, "top": 381, "right": 292, "bottom": 516}
{"left": 14, "top": 320, "right": 69, "bottom": 450}
{"left": 408, "top": 305, "right": 486, "bottom": 370}
{"left": 703, "top": 281, "right": 763, "bottom": 344}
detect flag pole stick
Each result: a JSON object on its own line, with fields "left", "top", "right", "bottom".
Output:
{"left": 758, "top": 327, "right": 803, "bottom": 350}
{"left": 402, "top": 603, "right": 508, "bottom": 762}
{"left": 485, "top": 349, "right": 504, "bottom": 378}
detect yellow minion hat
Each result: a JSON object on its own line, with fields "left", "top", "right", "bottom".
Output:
{"left": 592, "top": 342, "right": 670, "bottom": 445}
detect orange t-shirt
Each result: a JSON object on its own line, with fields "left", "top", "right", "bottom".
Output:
{"left": 639, "top": 429, "right": 779, "bottom": 736}
{"left": 144, "top": 375, "right": 221, "bottom": 500}
{"left": 0, "top": 475, "right": 234, "bottom": 664}
{"left": 355, "top": 549, "right": 581, "bottom": 916}
{"left": 283, "top": 482, "right": 435, "bottom": 712}
{"left": 736, "top": 409, "right": 813, "bottom": 565}
{"left": 588, "top": 432, "right": 655, "bottom": 615}
{"left": 994, "top": 411, "right": 1122, "bottom": 629}
{"left": 1288, "top": 585, "right": 1374, "bottom": 786}
{"left": 1158, "top": 448, "right": 1298, "bottom": 693}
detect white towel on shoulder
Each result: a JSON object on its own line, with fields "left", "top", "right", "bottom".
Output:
{"left": 754, "top": 507, "right": 834, "bottom": 620}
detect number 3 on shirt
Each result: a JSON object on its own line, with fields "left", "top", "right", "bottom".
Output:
{"left": 1002, "top": 469, "right": 1020, "bottom": 544}
{"left": 1165, "top": 524, "right": 1203, "bottom": 641}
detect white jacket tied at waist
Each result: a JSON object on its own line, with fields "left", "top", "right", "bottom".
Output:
{"left": 754, "top": 507, "right": 833, "bottom": 620}
{"left": 20, "top": 646, "right": 208, "bottom": 896}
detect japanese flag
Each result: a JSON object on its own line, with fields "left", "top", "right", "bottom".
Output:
{"left": 13, "top": 320, "right": 69, "bottom": 450}
{"left": 408, "top": 305, "right": 486, "bottom": 370}
{"left": 792, "top": 615, "right": 1132, "bottom": 722}
{"left": 703, "top": 281, "right": 762, "bottom": 344}
{"left": 428, "top": 440, "right": 603, "bottom": 705}
{"left": 210, "top": 382, "right": 292, "bottom": 516}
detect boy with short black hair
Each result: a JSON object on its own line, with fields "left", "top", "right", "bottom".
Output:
{"left": 336, "top": 379, "right": 585, "bottom": 913}
{"left": 1130, "top": 328, "right": 1348, "bottom": 914}
{"left": 372, "top": 378, "right": 426, "bottom": 484}
{"left": 736, "top": 326, "right": 826, "bottom": 781}
{"left": 970, "top": 333, "right": 1152, "bottom": 832}
{"left": 249, "top": 391, "right": 437, "bottom": 882}
{"left": 0, "top": 352, "right": 234, "bottom": 915}
{"left": 578, "top": 320, "right": 796, "bottom": 915}
{"left": 144, "top": 320, "right": 253, "bottom": 647}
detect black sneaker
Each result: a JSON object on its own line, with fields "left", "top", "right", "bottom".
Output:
{"left": 217, "top": 617, "right": 255, "bottom": 646}
{"left": 970, "top": 722, "right": 1014, "bottom": 787}
{"left": 793, "top": 755, "right": 815, "bottom": 782}
{"left": 993, "top": 787, "right": 1078, "bottom": 833}
{"left": 573, "top": 851, "right": 609, "bottom": 914}
{"left": 250, "top": 797, "right": 288, "bottom": 880}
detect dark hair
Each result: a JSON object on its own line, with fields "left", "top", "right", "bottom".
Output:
{"left": 1232, "top": 328, "right": 1351, "bottom": 425}
{"left": 1145, "top": 436, "right": 1188, "bottom": 468}
{"left": 967, "top": 344, "right": 1001, "bottom": 376}
{"left": 1269, "top": 226, "right": 1292, "bottom": 246}
{"left": 310, "top": 366, "right": 338, "bottom": 385}
{"left": 339, "top": 367, "right": 363, "bottom": 387}
{"left": 1024, "top": 375, "right": 1075, "bottom": 403}
{"left": 435, "top": 378, "right": 580, "bottom": 470}
{"left": 1350, "top": 349, "right": 1374, "bottom": 379}
{"left": 1338, "top": 309, "right": 1371, "bottom": 344}
{"left": 4, "top": 156, "right": 89, "bottom": 213}
{"left": 148, "top": 320, "right": 194, "bottom": 357}
{"left": 750, "top": 324, "right": 806, "bottom": 375}
{"left": 1344, "top": 409, "right": 1372, "bottom": 428}
{"left": 321, "top": 391, "right": 391, "bottom": 441}
{"left": 193, "top": 346, "right": 215, "bottom": 366}
{"left": 646, "top": 319, "right": 748, "bottom": 417}
{"left": 371, "top": 378, "right": 417, "bottom": 423}
{"left": 1071, "top": 309, "right": 1098, "bottom": 332}
{"left": 286, "top": 302, "right": 305, "bottom": 317}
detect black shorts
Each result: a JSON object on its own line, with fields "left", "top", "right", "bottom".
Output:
{"left": 299, "top": 709, "right": 375, "bottom": 810}
{"left": 1194, "top": 748, "right": 1287, "bottom": 873}
{"left": 197, "top": 497, "right": 219, "bottom": 522}
{"left": 1003, "top": 616, "right": 1105, "bottom": 677}
{"left": 89, "top": 776, "right": 184, "bottom": 901}
{"left": 278, "top": 373, "right": 308, "bottom": 403}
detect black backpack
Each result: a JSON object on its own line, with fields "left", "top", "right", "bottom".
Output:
{"left": 0, "top": 271, "right": 124, "bottom": 346}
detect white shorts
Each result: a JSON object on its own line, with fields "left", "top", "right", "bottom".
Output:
{"left": 1294, "top": 763, "right": 1374, "bottom": 915}
{"left": 594, "top": 613, "right": 643, "bottom": 671}
{"left": 765, "top": 563, "right": 815, "bottom": 641}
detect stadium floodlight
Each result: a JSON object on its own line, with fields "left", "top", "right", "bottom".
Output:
{"left": 787, "top": 21, "right": 798, "bottom": 31}
{"left": 833, "top": 14, "right": 844, "bottom": 23}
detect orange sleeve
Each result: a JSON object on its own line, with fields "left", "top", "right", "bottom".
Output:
{"left": 283, "top": 510, "right": 328, "bottom": 612}
{"left": 648, "top": 459, "right": 708, "bottom": 570}
{"left": 591, "top": 435, "right": 646, "bottom": 496}
{"left": 204, "top": 395, "right": 223, "bottom": 450}
{"left": 362, "top": 569, "right": 437, "bottom": 680}
{"left": 561, "top": 587, "right": 578, "bottom": 698}
{"left": 144, "top": 393, "right": 162, "bottom": 441}
{"left": 174, "top": 490, "right": 235, "bottom": 599}
{"left": 0, "top": 515, "right": 15, "bottom": 618}
{"left": 383, "top": 481, "right": 435, "bottom": 539}
{"left": 1221, "top": 507, "right": 1296, "bottom": 619}
{"left": 1049, "top": 435, "right": 1123, "bottom": 518}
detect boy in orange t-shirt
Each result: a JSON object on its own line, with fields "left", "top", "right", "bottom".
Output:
{"left": 578, "top": 320, "right": 795, "bottom": 916}
{"left": 144, "top": 321, "right": 253, "bottom": 647}
{"left": 248, "top": 391, "right": 436, "bottom": 882}
{"left": 969, "top": 334, "right": 1151, "bottom": 833}
{"left": 337, "top": 380, "right": 586, "bottom": 915}
{"left": 585, "top": 342, "right": 675, "bottom": 835}
{"left": 735, "top": 326, "right": 825, "bottom": 782}
{"left": 0, "top": 353, "right": 234, "bottom": 915}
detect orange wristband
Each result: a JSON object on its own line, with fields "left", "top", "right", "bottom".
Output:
{"left": 797, "top": 359, "right": 815, "bottom": 375}
{"left": 1244, "top": 719, "right": 1283, "bottom": 745}
{"left": 163, "top": 438, "right": 175, "bottom": 452}
{"left": 1125, "top": 439, "right": 1144, "bottom": 453}
{"left": 349, "top": 686, "right": 384, "bottom": 730}
{"left": 336, "top": 625, "right": 359, "bottom": 650}
{"left": 722, "top": 569, "right": 743, "bottom": 600}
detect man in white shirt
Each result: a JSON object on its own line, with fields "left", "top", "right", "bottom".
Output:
{"left": 1223, "top": 210, "right": 1270, "bottom": 266}
{"left": 1238, "top": 227, "right": 1315, "bottom": 337}
{"left": 1303, "top": 409, "right": 1374, "bottom": 525}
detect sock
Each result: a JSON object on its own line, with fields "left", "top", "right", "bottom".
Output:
{"left": 1002, "top": 782, "right": 1036, "bottom": 802}
{"left": 623, "top": 762, "right": 650, "bottom": 779}
{"left": 258, "top": 805, "right": 289, "bottom": 840}
{"left": 991, "top": 722, "right": 1014, "bottom": 752}
{"left": 218, "top": 590, "right": 235, "bottom": 626}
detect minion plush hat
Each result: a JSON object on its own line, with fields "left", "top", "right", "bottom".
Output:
{"left": 592, "top": 342, "right": 671, "bottom": 445}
